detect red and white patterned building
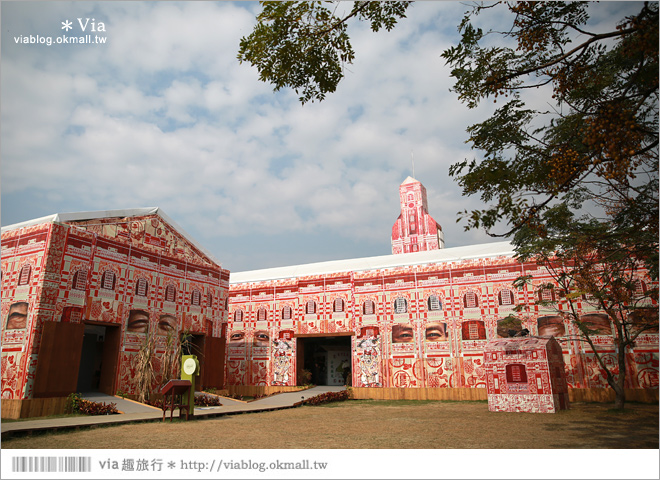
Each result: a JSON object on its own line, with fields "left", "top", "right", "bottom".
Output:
{"left": 228, "top": 179, "right": 658, "bottom": 398}
{"left": 1, "top": 208, "right": 229, "bottom": 405}
{"left": 484, "top": 336, "right": 570, "bottom": 413}
{"left": 391, "top": 176, "right": 444, "bottom": 254}
{"left": 2, "top": 180, "right": 657, "bottom": 406}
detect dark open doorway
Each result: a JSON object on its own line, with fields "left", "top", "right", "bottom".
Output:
{"left": 76, "top": 323, "right": 120, "bottom": 394}
{"left": 188, "top": 333, "right": 206, "bottom": 358}
{"left": 297, "top": 334, "right": 352, "bottom": 386}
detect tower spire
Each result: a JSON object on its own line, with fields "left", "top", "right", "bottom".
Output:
{"left": 411, "top": 150, "right": 415, "bottom": 178}
{"left": 391, "top": 176, "right": 445, "bottom": 254}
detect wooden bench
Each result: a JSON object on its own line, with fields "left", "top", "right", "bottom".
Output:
{"left": 159, "top": 379, "right": 192, "bottom": 421}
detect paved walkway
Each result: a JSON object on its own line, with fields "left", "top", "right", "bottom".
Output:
{"left": 1, "top": 386, "right": 347, "bottom": 439}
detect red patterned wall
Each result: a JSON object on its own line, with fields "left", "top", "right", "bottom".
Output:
{"left": 1, "top": 213, "right": 229, "bottom": 400}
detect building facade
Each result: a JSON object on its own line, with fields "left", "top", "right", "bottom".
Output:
{"left": 1, "top": 208, "right": 229, "bottom": 408}
{"left": 228, "top": 244, "right": 657, "bottom": 397}
{"left": 2, "top": 182, "right": 656, "bottom": 410}
{"left": 228, "top": 179, "right": 658, "bottom": 399}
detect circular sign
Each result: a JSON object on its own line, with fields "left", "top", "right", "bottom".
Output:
{"left": 183, "top": 358, "right": 197, "bottom": 375}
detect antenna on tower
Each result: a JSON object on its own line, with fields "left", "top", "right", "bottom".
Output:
{"left": 411, "top": 150, "right": 415, "bottom": 178}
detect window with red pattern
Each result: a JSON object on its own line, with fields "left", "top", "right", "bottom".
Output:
{"left": 18, "top": 263, "right": 31, "bottom": 286}
{"left": 73, "top": 269, "right": 88, "bottom": 291}
{"left": 164, "top": 284, "right": 176, "bottom": 302}
{"left": 464, "top": 291, "right": 478, "bottom": 308}
{"left": 394, "top": 297, "right": 407, "bottom": 314}
{"left": 135, "top": 278, "right": 148, "bottom": 297}
{"left": 498, "top": 289, "right": 514, "bottom": 306}
{"left": 191, "top": 289, "right": 202, "bottom": 306}
{"left": 505, "top": 364, "right": 528, "bottom": 383}
{"left": 101, "top": 271, "right": 116, "bottom": 290}
{"left": 333, "top": 298, "right": 344, "bottom": 312}
{"left": 363, "top": 300, "right": 375, "bottom": 315}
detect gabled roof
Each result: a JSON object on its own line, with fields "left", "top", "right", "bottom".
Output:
{"left": 1, "top": 207, "right": 221, "bottom": 266}
{"left": 231, "top": 241, "right": 515, "bottom": 284}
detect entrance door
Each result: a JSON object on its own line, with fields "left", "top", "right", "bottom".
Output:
{"left": 76, "top": 329, "right": 100, "bottom": 392}
{"left": 75, "top": 324, "right": 121, "bottom": 394}
{"left": 295, "top": 334, "right": 352, "bottom": 386}
{"left": 202, "top": 336, "right": 226, "bottom": 389}
{"left": 33, "top": 322, "right": 85, "bottom": 398}
{"left": 99, "top": 325, "right": 120, "bottom": 395}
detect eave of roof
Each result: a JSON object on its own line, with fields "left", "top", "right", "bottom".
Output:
{"left": 1, "top": 207, "right": 223, "bottom": 267}
{"left": 230, "top": 241, "right": 515, "bottom": 284}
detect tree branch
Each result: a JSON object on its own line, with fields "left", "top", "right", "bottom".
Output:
{"left": 487, "top": 27, "right": 636, "bottom": 87}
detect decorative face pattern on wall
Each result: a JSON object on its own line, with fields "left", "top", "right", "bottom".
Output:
{"left": 126, "top": 309, "right": 149, "bottom": 334}
{"left": 537, "top": 316, "right": 565, "bottom": 337}
{"left": 157, "top": 314, "right": 177, "bottom": 336}
{"left": 6, "top": 302, "right": 28, "bottom": 330}
{"left": 253, "top": 330, "right": 270, "bottom": 346}
{"left": 425, "top": 322, "right": 447, "bottom": 342}
{"left": 392, "top": 323, "right": 414, "bottom": 343}
{"left": 229, "top": 331, "right": 246, "bottom": 343}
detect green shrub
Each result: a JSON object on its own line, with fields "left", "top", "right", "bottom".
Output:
{"left": 65, "top": 393, "right": 82, "bottom": 414}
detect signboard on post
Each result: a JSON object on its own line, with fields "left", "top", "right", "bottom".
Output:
{"left": 181, "top": 354, "right": 200, "bottom": 416}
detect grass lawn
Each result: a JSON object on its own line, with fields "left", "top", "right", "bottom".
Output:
{"left": 2, "top": 399, "right": 658, "bottom": 450}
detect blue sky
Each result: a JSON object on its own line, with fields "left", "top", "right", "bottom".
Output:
{"left": 0, "top": 1, "right": 640, "bottom": 272}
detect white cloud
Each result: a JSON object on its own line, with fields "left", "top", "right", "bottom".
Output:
{"left": 99, "top": 83, "right": 163, "bottom": 116}
{"left": 5, "top": 0, "right": 586, "bottom": 271}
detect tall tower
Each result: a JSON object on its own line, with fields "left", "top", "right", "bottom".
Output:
{"left": 391, "top": 177, "right": 444, "bottom": 254}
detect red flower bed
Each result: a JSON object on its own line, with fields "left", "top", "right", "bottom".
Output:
{"left": 147, "top": 395, "right": 222, "bottom": 408}
{"left": 77, "top": 399, "right": 119, "bottom": 415}
{"left": 300, "top": 390, "right": 349, "bottom": 406}
{"left": 195, "top": 394, "right": 223, "bottom": 406}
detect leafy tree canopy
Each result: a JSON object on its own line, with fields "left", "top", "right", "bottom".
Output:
{"left": 238, "top": 1, "right": 411, "bottom": 104}
{"left": 441, "top": 1, "right": 658, "bottom": 409}
{"left": 442, "top": 1, "right": 658, "bottom": 278}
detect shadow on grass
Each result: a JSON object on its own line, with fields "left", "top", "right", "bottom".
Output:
{"left": 539, "top": 404, "right": 660, "bottom": 449}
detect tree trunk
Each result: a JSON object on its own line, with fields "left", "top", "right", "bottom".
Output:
{"left": 609, "top": 343, "right": 628, "bottom": 410}
{"left": 612, "top": 382, "right": 625, "bottom": 410}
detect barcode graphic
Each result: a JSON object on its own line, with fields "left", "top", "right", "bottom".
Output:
{"left": 12, "top": 456, "right": 91, "bottom": 473}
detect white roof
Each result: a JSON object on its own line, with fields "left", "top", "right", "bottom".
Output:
{"left": 231, "top": 241, "right": 515, "bottom": 284}
{"left": 401, "top": 176, "right": 419, "bottom": 185}
{"left": 1, "top": 207, "right": 222, "bottom": 267}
